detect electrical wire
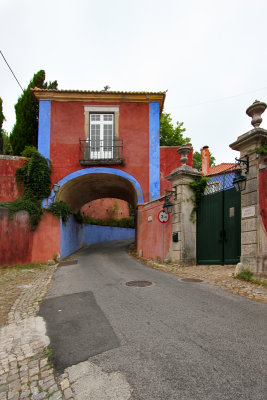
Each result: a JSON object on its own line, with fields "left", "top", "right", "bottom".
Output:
{"left": 0, "top": 50, "right": 23, "bottom": 91}
{"left": 169, "top": 86, "right": 267, "bottom": 109}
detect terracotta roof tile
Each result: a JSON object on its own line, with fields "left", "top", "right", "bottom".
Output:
{"left": 206, "top": 163, "right": 238, "bottom": 176}
{"left": 32, "top": 87, "right": 166, "bottom": 95}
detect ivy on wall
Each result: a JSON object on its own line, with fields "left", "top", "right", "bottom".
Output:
{"left": 188, "top": 176, "right": 210, "bottom": 222}
{"left": 1, "top": 146, "right": 72, "bottom": 229}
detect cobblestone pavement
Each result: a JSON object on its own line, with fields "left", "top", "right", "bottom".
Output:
{"left": 0, "top": 266, "right": 74, "bottom": 400}
{"left": 1, "top": 258, "right": 266, "bottom": 400}
{"left": 143, "top": 260, "right": 267, "bottom": 303}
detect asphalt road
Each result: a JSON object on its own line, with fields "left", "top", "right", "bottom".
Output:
{"left": 39, "top": 239, "right": 267, "bottom": 400}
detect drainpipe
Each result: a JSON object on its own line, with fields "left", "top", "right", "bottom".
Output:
{"left": 202, "top": 146, "right": 209, "bottom": 175}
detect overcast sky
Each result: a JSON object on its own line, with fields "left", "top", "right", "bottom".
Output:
{"left": 1, "top": 0, "right": 267, "bottom": 164}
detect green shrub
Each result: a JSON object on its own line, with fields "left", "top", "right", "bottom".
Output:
{"left": 236, "top": 268, "right": 253, "bottom": 282}
{"left": 73, "top": 210, "right": 84, "bottom": 224}
{"left": 82, "top": 215, "right": 134, "bottom": 228}
{"left": 2, "top": 147, "right": 52, "bottom": 230}
{"left": 48, "top": 201, "right": 72, "bottom": 225}
{"left": 1, "top": 198, "right": 43, "bottom": 230}
{"left": 16, "top": 146, "right": 52, "bottom": 201}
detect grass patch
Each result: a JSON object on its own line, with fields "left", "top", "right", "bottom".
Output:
{"left": 235, "top": 268, "right": 253, "bottom": 281}
{"left": 235, "top": 268, "right": 267, "bottom": 288}
{"left": 0, "top": 262, "right": 44, "bottom": 271}
{"left": 44, "top": 348, "right": 53, "bottom": 357}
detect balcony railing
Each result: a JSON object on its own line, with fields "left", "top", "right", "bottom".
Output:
{"left": 79, "top": 138, "right": 124, "bottom": 165}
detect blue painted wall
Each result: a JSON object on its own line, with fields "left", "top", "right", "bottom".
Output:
{"left": 149, "top": 102, "right": 160, "bottom": 201}
{"left": 38, "top": 100, "right": 51, "bottom": 159}
{"left": 61, "top": 216, "right": 135, "bottom": 259}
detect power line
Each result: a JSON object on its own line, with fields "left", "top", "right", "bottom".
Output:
{"left": 169, "top": 86, "right": 267, "bottom": 109}
{"left": 0, "top": 50, "right": 23, "bottom": 92}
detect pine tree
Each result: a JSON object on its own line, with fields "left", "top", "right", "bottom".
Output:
{"left": 10, "top": 70, "right": 58, "bottom": 155}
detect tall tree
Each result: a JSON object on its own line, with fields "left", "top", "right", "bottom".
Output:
{"left": 10, "top": 70, "right": 58, "bottom": 155}
{"left": 2, "top": 131, "right": 13, "bottom": 155}
{"left": 160, "top": 112, "right": 191, "bottom": 146}
{"left": 193, "top": 149, "right": 216, "bottom": 171}
{"left": 0, "top": 98, "right": 5, "bottom": 154}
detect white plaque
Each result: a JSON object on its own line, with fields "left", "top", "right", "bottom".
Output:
{"left": 147, "top": 216, "right": 152, "bottom": 222}
{"left": 242, "top": 206, "right": 256, "bottom": 218}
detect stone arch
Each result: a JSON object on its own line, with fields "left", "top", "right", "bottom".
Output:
{"left": 49, "top": 167, "right": 144, "bottom": 212}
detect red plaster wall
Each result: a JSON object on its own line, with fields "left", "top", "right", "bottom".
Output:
{"left": 0, "top": 157, "right": 24, "bottom": 201}
{"left": 136, "top": 198, "right": 172, "bottom": 261}
{"left": 81, "top": 198, "right": 130, "bottom": 220}
{"left": 259, "top": 166, "right": 267, "bottom": 232}
{"left": 160, "top": 146, "right": 193, "bottom": 195}
{"left": 31, "top": 212, "right": 61, "bottom": 263}
{"left": 50, "top": 101, "right": 150, "bottom": 202}
{"left": 0, "top": 208, "right": 60, "bottom": 266}
{"left": 0, "top": 208, "right": 32, "bottom": 265}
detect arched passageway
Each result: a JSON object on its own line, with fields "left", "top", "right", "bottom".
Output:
{"left": 50, "top": 168, "right": 143, "bottom": 213}
{"left": 49, "top": 168, "right": 143, "bottom": 259}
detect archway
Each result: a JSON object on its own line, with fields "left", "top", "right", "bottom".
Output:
{"left": 49, "top": 168, "right": 144, "bottom": 259}
{"left": 49, "top": 168, "right": 143, "bottom": 210}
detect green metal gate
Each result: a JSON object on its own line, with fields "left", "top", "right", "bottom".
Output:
{"left": 197, "top": 175, "right": 241, "bottom": 265}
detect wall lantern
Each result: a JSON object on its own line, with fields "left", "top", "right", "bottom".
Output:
{"left": 52, "top": 183, "right": 60, "bottom": 200}
{"left": 233, "top": 156, "right": 249, "bottom": 192}
{"left": 163, "top": 196, "right": 174, "bottom": 214}
{"left": 233, "top": 170, "right": 247, "bottom": 192}
{"left": 163, "top": 187, "right": 177, "bottom": 214}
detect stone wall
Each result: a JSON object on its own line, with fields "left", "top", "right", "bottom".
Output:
{"left": 230, "top": 101, "right": 267, "bottom": 276}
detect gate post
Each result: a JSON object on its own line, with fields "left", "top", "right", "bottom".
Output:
{"left": 166, "top": 145, "right": 201, "bottom": 265}
{"left": 230, "top": 100, "right": 267, "bottom": 276}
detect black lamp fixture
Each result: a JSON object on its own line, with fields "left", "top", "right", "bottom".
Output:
{"left": 233, "top": 156, "right": 249, "bottom": 192}
{"left": 163, "top": 196, "right": 174, "bottom": 214}
{"left": 233, "top": 170, "right": 247, "bottom": 192}
{"left": 163, "top": 187, "right": 177, "bottom": 214}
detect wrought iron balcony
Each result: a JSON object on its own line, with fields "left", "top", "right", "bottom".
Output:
{"left": 79, "top": 138, "right": 124, "bottom": 165}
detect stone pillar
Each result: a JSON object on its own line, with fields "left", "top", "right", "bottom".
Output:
{"left": 166, "top": 145, "right": 201, "bottom": 265}
{"left": 230, "top": 100, "right": 267, "bottom": 276}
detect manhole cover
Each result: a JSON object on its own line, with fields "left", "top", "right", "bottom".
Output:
{"left": 58, "top": 260, "right": 78, "bottom": 267}
{"left": 180, "top": 278, "right": 203, "bottom": 283}
{"left": 125, "top": 280, "right": 153, "bottom": 287}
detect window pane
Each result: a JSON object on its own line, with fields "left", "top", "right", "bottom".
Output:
{"left": 104, "top": 114, "right": 113, "bottom": 121}
{"left": 103, "top": 124, "right": 113, "bottom": 150}
{"left": 91, "top": 114, "right": 100, "bottom": 121}
{"left": 91, "top": 124, "right": 100, "bottom": 150}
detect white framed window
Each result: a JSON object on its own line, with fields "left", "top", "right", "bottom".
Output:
{"left": 84, "top": 106, "right": 119, "bottom": 160}
{"left": 90, "top": 113, "right": 114, "bottom": 159}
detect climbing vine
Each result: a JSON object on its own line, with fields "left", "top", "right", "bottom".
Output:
{"left": 47, "top": 201, "right": 72, "bottom": 225}
{"left": 16, "top": 146, "right": 52, "bottom": 200}
{"left": 254, "top": 144, "right": 267, "bottom": 156}
{"left": 187, "top": 176, "right": 210, "bottom": 222}
{"left": 2, "top": 198, "right": 43, "bottom": 230}
{"left": 1, "top": 146, "right": 72, "bottom": 229}
{"left": 1, "top": 147, "right": 52, "bottom": 230}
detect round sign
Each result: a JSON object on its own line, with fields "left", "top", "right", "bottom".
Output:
{"left": 158, "top": 210, "right": 169, "bottom": 223}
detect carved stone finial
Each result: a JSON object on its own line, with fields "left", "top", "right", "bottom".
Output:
{"left": 246, "top": 100, "right": 266, "bottom": 128}
{"left": 177, "top": 144, "right": 192, "bottom": 166}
